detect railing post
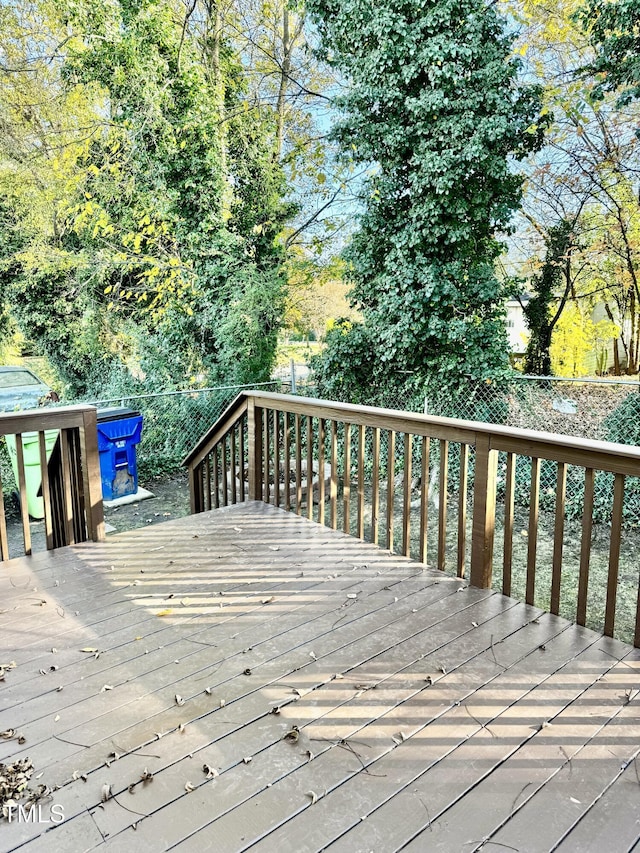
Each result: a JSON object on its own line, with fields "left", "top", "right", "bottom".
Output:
{"left": 248, "top": 398, "right": 264, "bottom": 501}
{"left": 470, "top": 434, "right": 498, "bottom": 589}
{"left": 189, "top": 463, "right": 204, "bottom": 513}
{"left": 80, "top": 408, "right": 105, "bottom": 542}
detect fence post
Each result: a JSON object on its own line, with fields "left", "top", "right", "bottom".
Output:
{"left": 470, "top": 433, "right": 498, "bottom": 589}
{"left": 248, "top": 398, "right": 264, "bottom": 501}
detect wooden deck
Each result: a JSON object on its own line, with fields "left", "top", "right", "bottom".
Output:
{"left": 1, "top": 502, "right": 639, "bottom": 853}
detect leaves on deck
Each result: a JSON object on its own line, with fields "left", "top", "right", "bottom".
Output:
{"left": 101, "top": 783, "right": 112, "bottom": 802}
{"left": 156, "top": 609, "right": 173, "bottom": 617}
{"left": 0, "top": 662, "right": 16, "bottom": 682}
{"left": 174, "top": 694, "right": 185, "bottom": 706}
{"left": 203, "top": 764, "right": 218, "bottom": 779}
{"left": 306, "top": 790, "right": 318, "bottom": 805}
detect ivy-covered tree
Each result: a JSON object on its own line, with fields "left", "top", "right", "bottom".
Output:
{"left": 307, "top": 0, "right": 548, "bottom": 405}
{"left": 524, "top": 219, "right": 575, "bottom": 375}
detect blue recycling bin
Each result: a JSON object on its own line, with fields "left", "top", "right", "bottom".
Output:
{"left": 96, "top": 408, "right": 143, "bottom": 500}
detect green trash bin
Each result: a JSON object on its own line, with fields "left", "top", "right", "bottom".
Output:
{"left": 4, "top": 430, "right": 59, "bottom": 519}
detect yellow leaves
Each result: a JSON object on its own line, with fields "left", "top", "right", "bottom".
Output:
{"left": 156, "top": 609, "right": 173, "bottom": 617}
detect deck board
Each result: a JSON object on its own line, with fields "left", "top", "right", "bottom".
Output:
{"left": 0, "top": 501, "right": 637, "bottom": 852}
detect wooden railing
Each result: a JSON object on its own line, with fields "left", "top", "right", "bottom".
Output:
{"left": 1, "top": 406, "right": 105, "bottom": 560}
{"left": 184, "top": 391, "right": 640, "bottom": 646}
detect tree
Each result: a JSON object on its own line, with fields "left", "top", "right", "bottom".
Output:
{"left": 524, "top": 219, "right": 575, "bottom": 374}
{"left": 306, "top": 0, "right": 547, "bottom": 406}
{"left": 0, "top": 0, "right": 294, "bottom": 395}
{"left": 579, "top": 0, "right": 640, "bottom": 105}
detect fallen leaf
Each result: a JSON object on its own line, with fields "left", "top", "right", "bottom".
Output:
{"left": 54, "top": 715, "right": 60, "bottom": 722}
{"left": 0, "top": 729, "right": 15, "bottom": 739}
{"left": 346, "top": 593, "right": 357, "bottom": 600}
{"left": 101, "top": 783, "right": 112, "bottom": 802}
{"left": 261, "top": 597, "right": 275, "bottom": 604}
{"left": 178, "top": 723, "right": 186, "bottom": 733}
{"left": 570, "top": 796, "right": 581, "bottom": 804}
{"left": 80, "top": 648, "right": 98, "bottom": 653}
{"left": 242, "top": 756, "right": 252, "bottom": 764}
{"left": 269, "top": 545, "right": 280, "bottom": 551}
{"left": 175, "top": 694, "right": 185, "bottom": 706}
{"left": 392, "top": 732, "right": 407, "bottom": 745}
{"left": 307, "top": 791, "right": 318, "bottom": 805}
{"left": 156, "top": 609, "right": 172, "bottom": 617}
{"left": 185, "top": 781, "right": 196, "bottom": 793}
{"left": 284, "top": 726, "right": 300, "bottom": 743}
{"left": 203, "top": 764, "right": 218, "bottom": 779}
{"left": 101, "top": 685, "right": 113, "bottom": 692}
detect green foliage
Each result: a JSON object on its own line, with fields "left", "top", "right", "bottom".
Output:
{"left": 307, "top": 0, "right": 547, "bottom": 404}
{"left": 578, "top": 0, "right": 640, "bottom": 105}
{"left": 0, "top": 0, "right": 293, "bottom": 396}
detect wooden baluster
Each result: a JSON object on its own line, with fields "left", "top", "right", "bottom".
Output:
{"left": 502, "top": 452, "right": 515, "bottom": 597}
{"left": 576, "top": 467, "right": 595, "bottom": 626}
{"left": 212, "top": 447, "right": 220, "bottom": 509}
{"left": 438, "top": 440, "right": 449, "bottom": 572}
{"left": 263, "top": 411, "right": 271, "bottom": 503}
{"left": 526, "top": 457, "right": 540, "bottom": 606}
{"left": 283, "top": 411, "right": 291, "bottom": 511}
{"left": 38, "top": 430, "right": 54, "bottom": 551}
{"left": 419, "top": 436, "right": 430, "bottom": 565}
{"left": 205, "top": 456, "right": 212, "bottom": 511}
{"left": 60, "top": 429, "right": 75, "bottom": 543}
{"left": 248, "top": 399, "right": 263, "bottom": 502}
{"left": 273, "top": 412, "right": 279, "bottom": 508}
{"left": 307, "top": 416, "right": 314, "bottom": 520}
{"left": 550, "top": 462, "right": 567, "bottom": 615}
{"left": 470, "top": 434, "right": 498, "bottom": 589}
{"left": 15, "top": 433, "right": 31, "bottom": 556}
{"left": 230, "top": 428, "right": 237, "bottom": 505}
{"left": 386, "top": 430, "right": 396, "bottom": 551}
{"left": 70, "top": 428, "right": 87, "bottom": 542}
{"left": 343, "top": 423, "right": 351, "bottom": 534}
{"left": 604, "top": 473, "right": 625, "bottom": 637}
{"left": 357, "top": 425, "right": 365, "bottom": 539}
{"left": 371, "top": 427, "right": 380, "bottom": 544}
{"left": 457, "top": 443, "right": 468, "bottom": 577}
{"left": 222, "top": 435, "right": 229, "bottom": 507}
{"left": 0, "top": 465, "right": 8, "bottom": 560}
{"left": 295, "top": 413, "right": 302, "bottom": 514}
{"left": 330, "top": 420, "right": 338, "bottom": 530}
{"left": 635, "top": 574, "right": 640, "bottom": 648}
{"left": 402, "top": 433, "right": 412, "bottom": 558}
{"left": 239, "top": 416, "right": 246, "bottom": 502}
{"left": 317, "top": 418, "right": 326, "bottom": 525}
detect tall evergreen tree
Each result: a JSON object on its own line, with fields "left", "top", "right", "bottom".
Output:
{"left": 307, "top": 0, "right": 548, "bottom": 405}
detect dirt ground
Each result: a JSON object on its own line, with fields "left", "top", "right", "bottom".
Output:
{"left": 4, "top": 472, "right": 192, "bottom": 560}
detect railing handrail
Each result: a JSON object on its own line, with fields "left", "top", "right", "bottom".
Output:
{"left": 196, "top": 390, "right": 640, "bottom": 477}
{"left": 0, "top": 404, "right": 98, "bottom": 435}
{"left": 0, "top": 404, "right": 104, "bottom": 559}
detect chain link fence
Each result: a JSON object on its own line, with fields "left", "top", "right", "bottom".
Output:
{"left": 85, "top": 381, "right": 283, "bottom": 478}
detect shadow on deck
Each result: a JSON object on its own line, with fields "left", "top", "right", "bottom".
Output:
{"left": 1, "top": 502, "right": 639, "bottom": 852}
